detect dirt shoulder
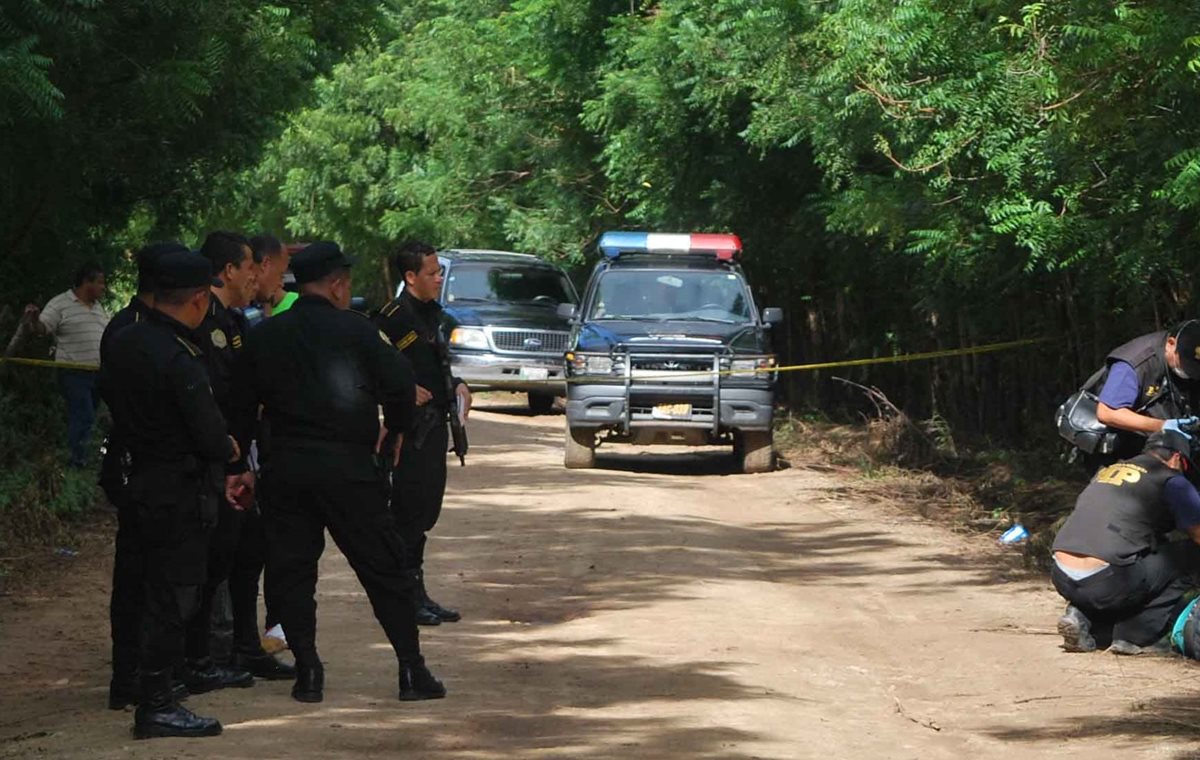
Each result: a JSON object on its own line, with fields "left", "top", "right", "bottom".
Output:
{"left": 1, "top": 398, "right": 1198, "bottom": 758}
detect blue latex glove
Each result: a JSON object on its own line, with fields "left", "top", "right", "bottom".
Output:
{"left": 1163, "top": 417, "right": 1199, "bottom": 438}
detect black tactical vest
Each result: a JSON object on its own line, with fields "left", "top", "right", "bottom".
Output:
{"left": 1052, "top": 453, "right": 1179, "bottom": 564}
{"left": 1095, "top": 331, "right": 1197, "bottom": 458}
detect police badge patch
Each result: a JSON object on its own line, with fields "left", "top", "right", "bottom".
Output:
{"left": 210, "top": 328, "right": 228, "bottom": 349}
{"left": 379, "top": 330, "right": 392, "bottom": 345}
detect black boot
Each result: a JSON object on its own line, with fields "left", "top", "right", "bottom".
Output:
{"left": 292, "top": 661, "right": 324, "bottom": 703}
{"left": 415, "top": 605, "right": 443, "bottom": 626}
{"left": 398, "top": 656, "right": 446, "bottom": 701}
{"left": 181, "top": 657, "right": 254, "bottom": 694}
{"left": 108, "top": 675, "right": 139, "bottom": 710}
{"left": 416, "top": 570, "right": 460, "bottom": 623}
{"left": 234, "top": 649, "right": 297, "bottom": 681}
{"left": 133, "top": 668, "right": 222, "bottom": 739}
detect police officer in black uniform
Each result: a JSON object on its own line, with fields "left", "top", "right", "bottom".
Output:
{"left": 183, "top": 232, "right": 295, "bottom": 689}
{"left": 99, "top": 250, "right": 239, "bottom": 738}
{"left": 1052, "top": 429, "right": 1200, "bottom": 655}
{"left": 99, "top": 242, "right": 189, "bottom": 710}
{"left": 232, "top": 241, "right": 445, "bottom": 703}
{"left": 373, "top": 240, "right": 471, "bottom": 626}
{"left": 1087, "top": 322, "right": 1200, "bottom": 467}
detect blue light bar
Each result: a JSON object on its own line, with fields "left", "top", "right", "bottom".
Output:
{"left": 598, "top": 231, "right": 743, "bottom": 260}
{"left": 599, "top": 231, "right": 648, "bottom": 258}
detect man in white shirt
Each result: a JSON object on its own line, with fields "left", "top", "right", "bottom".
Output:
{"left": 23, "top": 262, "right": 111, "bottom": 466}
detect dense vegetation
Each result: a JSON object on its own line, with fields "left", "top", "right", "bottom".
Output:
{"left": 7, "top": 1, "right": 1200, "bottom": 524}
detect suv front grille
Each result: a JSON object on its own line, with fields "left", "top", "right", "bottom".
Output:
{"left": 632, "top": 358, "right": 714, "bottom": 373}
{"left": 489, "top": 328, "right": 569, "bottom": 354}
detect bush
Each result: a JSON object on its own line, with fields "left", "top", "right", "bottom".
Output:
{"left": 0, "top": 364, "right": 101, "bottom": 550}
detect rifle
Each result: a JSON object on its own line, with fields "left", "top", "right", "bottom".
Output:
{"left": 438, "top": 339, "right": 468, "bottom": 466}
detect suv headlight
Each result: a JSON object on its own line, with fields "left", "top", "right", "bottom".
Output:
{"left": 567, "top": 352, "right": 625, "bottom": 377}
{"left": 728, "top": 356, "right": 776, "bottom": 378}
{"left": 449, "top": 327, "right": 489, "bottom": 350}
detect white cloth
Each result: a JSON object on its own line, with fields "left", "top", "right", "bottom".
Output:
{"left": 38, "top": 289, "right": 109, "bottom": 366}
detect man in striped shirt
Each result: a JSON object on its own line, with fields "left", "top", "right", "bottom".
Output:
{"left": 22, "top": 262, "right": 111, "bottom": 466}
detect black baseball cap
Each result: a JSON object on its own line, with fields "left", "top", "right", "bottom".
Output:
{"left": 1175, "top": 320, "right": 1200, "bottom": 378}
{"left": 291, "top": 241, "right": 355, "bottom": 284}
{"left": 155, "top": 250, "right": 221, "bottom": 289}
{"left": 1145, "top": 429, "right": 1196, "bottom": 468}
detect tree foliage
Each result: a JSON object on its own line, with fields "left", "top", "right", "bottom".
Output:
{"left": 12, "top": 1, "right": 1200, "bottom": 439}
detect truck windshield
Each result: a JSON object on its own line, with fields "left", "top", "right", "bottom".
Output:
{"left": 588, "top": 270, "right": 753, "bottom": 323}
{"left": 446, "top": 264, "right": 576, "bottom": 305}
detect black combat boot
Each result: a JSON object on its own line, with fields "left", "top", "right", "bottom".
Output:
{"left": 181, "top": 657, "right": 254, "bottom": 694}
{"left": 291, "top": 661, "right": 325, "bottom": 703}
{"left": 397, "top": 656, "right": 446, "bottom": 701}
{"left": 108, "top": 675, "right": 139, "bottom": 710}
{"left": 234, "top": 648, "right": 297, "bottom": 681}
{"left": 417, "top": 571, "right": 461, "bottom": 623}
{"left": 132, "top": 668, "right": 221, "bottom": 739}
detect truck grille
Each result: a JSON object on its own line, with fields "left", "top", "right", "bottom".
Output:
{"left": 489, "top": 328, "right": 569, "bottom": 354}
{"left": 633, "top": 358, "right": 714, "bottom": 373}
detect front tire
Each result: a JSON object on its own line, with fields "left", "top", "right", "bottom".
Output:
{"left": 738, "top": 430, "right": 774, "bottom": 474}
{"left": 564, "top": 423, "right": 596, "bottom": 469}
{"left": 527, "top": 392, "right": 555, "bottom": 415}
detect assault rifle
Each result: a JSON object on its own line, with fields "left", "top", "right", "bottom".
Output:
{"left": 439, "top": 340, "right": 468, "bottom": 466}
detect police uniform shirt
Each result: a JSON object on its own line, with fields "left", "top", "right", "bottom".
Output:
{"left": 100, "top": 297, "right": 155, "bottom": 366}
{"left": 374, "top": 290, "right": 461, "bottom": 409}
{"left": 198, "top": 295, "right": 247, "bottom": 417}
{"left": 99, "top": 309, "right": 233, "bottom": 467}
{"left": 233, "top": 294, "right": 416, "bottom": 484}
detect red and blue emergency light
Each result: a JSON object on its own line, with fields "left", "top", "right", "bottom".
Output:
{"left": 598, "top": 231, "right": 743, "bottom": 260}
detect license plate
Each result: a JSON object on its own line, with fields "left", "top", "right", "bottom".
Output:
{"left": 519, "top": 366, "right": 550, "bottom": 381}
{"left": 651, "top": 403, "right": 692, "bottom": 420}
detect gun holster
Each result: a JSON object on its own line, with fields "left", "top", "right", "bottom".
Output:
{"left": 411, "top": 405, "right": 443, "bottom": 451}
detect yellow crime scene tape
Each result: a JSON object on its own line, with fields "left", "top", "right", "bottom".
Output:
{"left": 0, "top": 336, "right": 1048, "bottom": 380}
{"left": 552, "top": 336, "right": 1050, "bottom": 385}
{"left": 0, "top": 356, "right": 99, "bottom": 371}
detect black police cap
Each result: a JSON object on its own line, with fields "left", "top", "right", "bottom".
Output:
{"left": 135, "top": 242, "right": 190, "bottom": 291}
{"left": 155, "top": 250, "right": 221, "bottom": 289}
{"left": 1175, "top": 320, "right": 1200, "bottom": 379}
{"left": 291, "top": 241, "right": 355, "bottom": 284}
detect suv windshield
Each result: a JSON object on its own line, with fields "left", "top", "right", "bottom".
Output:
{"left": 588, "top": 269, "right": 753, "bottom": 323}
{"left": 446, "top": 264, "right": 575, "bottom": 305}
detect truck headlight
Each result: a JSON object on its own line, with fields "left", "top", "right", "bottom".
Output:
{"left": 566, "top": 352, "right": 624, "bottom": 377}
{"left": 448, "top": 327, "right": 489, "bottom": 350}
{"left": 729, "top": 356, "right": 776, "bottom": 378}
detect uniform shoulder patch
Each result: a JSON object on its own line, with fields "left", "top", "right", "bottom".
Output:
{"left": 231, "top": 334, "right": 243, "bottom": 349}
{"left": 382, "top": 301, "right": 402, "bottom": 318}
{"left": 396, "top": 330, "right": 418, "bottom": 351}
{"left": 174, "top": 335, "right": 202, "bottom": 357}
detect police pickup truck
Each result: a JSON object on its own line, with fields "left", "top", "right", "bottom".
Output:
{"left": 558, "top": 232, "right": 782, "bottom": 473}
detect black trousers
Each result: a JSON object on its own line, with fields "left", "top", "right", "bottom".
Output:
{"left": 390, "top": 423, "right": 448, "bottom": 571}
{"left": 129, "top": 475, "right": 210, "bottom": 673}
{"left": 186, "top": 500, "right": 243, "bottom": 662}
{"left": 262, "top": 477, "right": 419, "bottom": 666}
{"left": 1052, "top": 540, "right": 1200, "bottom": 646}
{"left": 104, "top": 482, "right": 143, "bottom": 684}
{"left": 228, "top": 506, "right": 269, "bottom": 653}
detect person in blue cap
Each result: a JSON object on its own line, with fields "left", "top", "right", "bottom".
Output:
{"left": 232, "top": 241, "right": 446, "bottom": 704}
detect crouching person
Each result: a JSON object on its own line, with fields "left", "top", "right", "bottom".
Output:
{"left": 1051, "top": 429, "right": 1200, "bottom": 654}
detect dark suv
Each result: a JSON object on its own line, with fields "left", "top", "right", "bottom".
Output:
{"left": 559, "top": 232, "right": 782, "bottom": 472}
{"left": 398, "top": 249, "right": 579, "bottom": 413}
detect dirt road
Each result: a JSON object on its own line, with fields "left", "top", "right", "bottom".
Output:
{"left": 2, "top": 397, "right": 1199, "bottom": 759}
